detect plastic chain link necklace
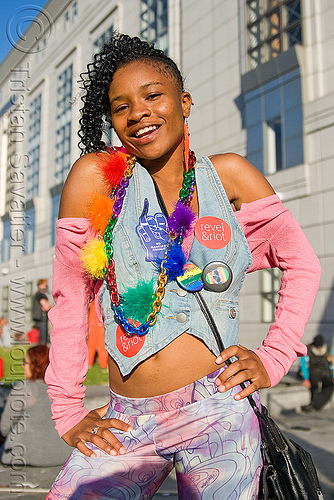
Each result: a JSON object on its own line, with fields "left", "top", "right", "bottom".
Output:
{"left": 81, "top": 147, "right": 197, "bottom": 337}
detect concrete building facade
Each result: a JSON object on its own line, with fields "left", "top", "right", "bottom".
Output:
{"left": 0, "top": 0, "right": 332, "bottom": 350}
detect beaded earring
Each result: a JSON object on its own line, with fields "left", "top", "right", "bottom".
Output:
{"left": 184, "top": 121, "right": 190, "bottom": 171}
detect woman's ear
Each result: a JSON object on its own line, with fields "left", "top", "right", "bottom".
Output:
{"left": 182, "top": 92, "right": 192, "bottom": 118}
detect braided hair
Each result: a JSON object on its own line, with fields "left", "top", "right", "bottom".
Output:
{"left": 78, "top": 33, "right": 184, "bottom": 155}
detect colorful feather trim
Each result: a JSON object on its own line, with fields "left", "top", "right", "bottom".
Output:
{"left": 168, "top": 201, "right": 195, "bottom": 236}
{"left": 121, "top": 280, "right": 155, "bottom": 324}
{"left": 88, "top": 193, "right": 114, "bottom": 233}
{"left": 155, "top": 242, "right": 186, "bottom": 280}
{"left": 80, "top": 238, "right": 107, "bottom": 279}
{"left": 97, "top": 147, "right": 128, "bottom": 188}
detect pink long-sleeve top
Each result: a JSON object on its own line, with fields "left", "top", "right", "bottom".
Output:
{"left": 45, "top": 195, "right": 321, "bottom": 437}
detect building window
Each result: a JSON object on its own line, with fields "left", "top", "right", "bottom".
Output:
{"left": 27, "top": 94, "right": 41, "bottom": 200}
{"left": 93, "top": 25, "right": 113, "bottom": 55}
{"left": 64, "top": 11, "right": 70, "bottom": 30}
{"left": 51, "top": 193, "right": 61, "bottom": 246}
{"left": 102, "top": 122, "right": 112, "bottom": 147}
{"left": 35, "top": 37, "right": 48, "bottom": 64}
{"left": 23, "top": 206, "right": 35, "bottom": 255}
{"left": 92, "top": 26, "right": 114, "bottom": 145}
{"left": 261, "top": 268, "right": 282, "bottom": 323}
{"left": 1, "top": 219, "right": 10, "bottom": 262}
{"left": 140, "top": 0, "right": 168, "bottom": 54}
{"left": 2, "top": 286, "right": 9, "bottom": 318}
{"left": 244, "top": 68, "right": 304, "bottom": 173}
{"left": 5, "top": 111, "right": 17, "bottom": 212}
{"left": 63, "top": 1, "right": 78, "bottom": 32}
{"left": 247, "top": 0, "right": 302, "bottom": 70}
{"left": 72, "top": 2, "right": 78, "bottom": 22}
{"left": 55, "top": 65, "right": 72, "bottom": 183}
{"left": 263, "top": 117, "right": 283, "bottom": 174}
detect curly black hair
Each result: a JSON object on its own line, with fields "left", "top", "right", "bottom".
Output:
{"left": 78, "top": 33, "right": 184, "bottom": 155}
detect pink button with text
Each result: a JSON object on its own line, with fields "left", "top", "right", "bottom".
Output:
{"left": 194, "top": 216, "right": 231, "bottom": 249}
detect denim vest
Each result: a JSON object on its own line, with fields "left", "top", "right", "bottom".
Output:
{"left": 100, "top": 156, "right": 252, "bottom": 376}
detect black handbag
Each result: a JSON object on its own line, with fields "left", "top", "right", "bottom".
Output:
{"left": 194, "top": 290, "right": 324, "bottom": 500}
{"left": 247, "top": 395, "right": 324, "bottom": 500}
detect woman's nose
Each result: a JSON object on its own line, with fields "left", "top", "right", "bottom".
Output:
{"left": 127, "top": 101, "right": 151, "bottom": 124}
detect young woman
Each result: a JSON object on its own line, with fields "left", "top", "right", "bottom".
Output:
{"left": 45, "top": 33, "right": 321, "bottom": 499}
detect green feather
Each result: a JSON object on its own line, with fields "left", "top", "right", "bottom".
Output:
{"left": 121, "top": 280, "right": 155, "bottom": 324}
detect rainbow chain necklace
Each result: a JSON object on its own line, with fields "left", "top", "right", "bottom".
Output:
{"left": 103, "top": 150, "right": 196, "bottom": 337}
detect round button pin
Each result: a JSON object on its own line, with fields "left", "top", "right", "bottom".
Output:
{"left": 194, "top": 216, "right": 231, "bottom": 249}
{"left": 202, "top": 261, "right": 233, "bottom": 292}
{"left": 177, "top": 262, "right": 204, "bottom": 292}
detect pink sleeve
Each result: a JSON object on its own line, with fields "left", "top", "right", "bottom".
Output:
{"left": 44, "top": 218, "right": 103, "bottom": 437}
{"left": 235, "top": 195, "right": 321, "bottom": 387}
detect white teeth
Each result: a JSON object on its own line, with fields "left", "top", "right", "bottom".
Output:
{"left": 135, "top": 125, "right": 158, "bottom": 137}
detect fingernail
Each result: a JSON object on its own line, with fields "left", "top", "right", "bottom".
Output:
{"left": 91, "top": 452, "right": 97, "bottom": 457}
{"left": 119, "top": 446, "right": 126, "bottom": 455}
{"left": 234, "top": 394, "right": 241, "bottom": 400}
{"left": 215, "top": 378, "right": 221, "bottom": 385}
{"left": 219, "top": 385, "right": 226, "bottom": 392}
{"left": 128, "top": 426, "right": 134, "bottom": 431}
{"left": 216, "top": 356, "right": 222, "bottom": 364}
{"left": 109, "top": 449, "right": 117, "bottom": 456}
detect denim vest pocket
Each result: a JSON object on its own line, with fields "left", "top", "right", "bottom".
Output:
{"left": 217, "top": 299, "right": 239, "bottom": 318}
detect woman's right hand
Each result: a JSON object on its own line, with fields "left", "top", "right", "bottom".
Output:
{"left": 61, "top": 403, "right": 134, "bottom": 457}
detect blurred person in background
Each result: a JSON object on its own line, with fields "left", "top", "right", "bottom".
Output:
{"left": 26, "top": 324, "right": 40, "bottom": 344}
{"left": 0, "top": 317, "right": 10, "bottom": 347}
{"left": 32, "top": 279, "right": 51, "bottom": 344}
{"left": 300, "top": 334, "right": 334, "bottom": 412}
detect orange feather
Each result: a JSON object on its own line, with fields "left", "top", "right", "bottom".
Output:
{"left": 88, "top": 193, "right": 114, "bottom": 233}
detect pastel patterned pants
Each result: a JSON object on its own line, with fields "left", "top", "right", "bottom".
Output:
{"left": 46, "top": 369, "right": 262, "bottom": 499}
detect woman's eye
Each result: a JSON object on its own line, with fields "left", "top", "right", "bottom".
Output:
{"left": 147, "top": 93, "right": 161, "bottom": 100}
{"left": 114, "top": 105, "right": 128, "bottom": 113}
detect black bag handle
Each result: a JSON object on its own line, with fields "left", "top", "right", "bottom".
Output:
{"left": 194, "top": 291, "right": 259, "bottom": 412}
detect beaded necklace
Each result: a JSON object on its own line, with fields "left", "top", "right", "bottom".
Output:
{"left": 81, "top": 148, "right": 196, "bottom": 337}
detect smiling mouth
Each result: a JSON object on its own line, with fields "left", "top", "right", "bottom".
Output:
{"left": 133, "top": 125, "right": 160, "bottom": 138}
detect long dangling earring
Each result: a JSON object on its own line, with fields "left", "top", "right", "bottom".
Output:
{"left": 183, "top": 120, "right": 190, "bottom": 171}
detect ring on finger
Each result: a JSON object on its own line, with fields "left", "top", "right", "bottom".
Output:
{"left": 91, "top": 427, "right": 99, "bottom": 435}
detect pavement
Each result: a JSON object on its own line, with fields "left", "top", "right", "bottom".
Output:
{"left": 0, "top": 376, "right": 333, "bottom": 500}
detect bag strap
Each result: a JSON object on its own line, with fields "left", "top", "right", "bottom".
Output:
{"left": 194, "top": 291, "right": 259, "bottom": 413}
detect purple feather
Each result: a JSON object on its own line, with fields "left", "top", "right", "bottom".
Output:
{"left": 168, "top": 201, "right": 196, "bottom": 236}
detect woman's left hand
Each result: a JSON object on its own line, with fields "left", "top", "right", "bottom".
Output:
{"left": 215, "top": 344, "right": 271, "bottom": 399}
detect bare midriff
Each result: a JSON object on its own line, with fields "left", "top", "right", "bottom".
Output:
{"left": 108, "top": 332, "right": 221, "bottom": 397}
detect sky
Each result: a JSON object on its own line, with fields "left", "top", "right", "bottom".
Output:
{"left": 0, "top": 0, "right": 49, "bottom": 64}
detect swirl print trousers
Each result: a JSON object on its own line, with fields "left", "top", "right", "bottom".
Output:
{"left": 46, "top": 369, "right": 262, "bottom": 500}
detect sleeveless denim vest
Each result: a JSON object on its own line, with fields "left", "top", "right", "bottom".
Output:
{"left": 100, "top": 156, "right": 252, "bottom": 376}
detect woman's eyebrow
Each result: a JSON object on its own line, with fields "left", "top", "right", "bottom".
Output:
{"left": 109, "top": 82, "right": 163, "bottom": 106}
{"left": 141, "top": 81, "right": 163, "bottom": 90}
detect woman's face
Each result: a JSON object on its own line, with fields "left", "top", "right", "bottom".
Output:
{"left": 108, "top": 60, "right": 191, "bottom": 164}
{"left": 23, "top": 355, "right": 32, "bottom": 379}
